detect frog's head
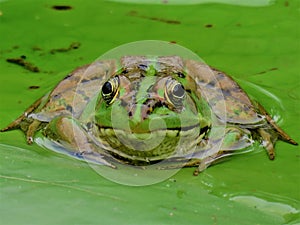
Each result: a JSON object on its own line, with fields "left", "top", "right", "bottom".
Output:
{"left": 94, "top": 56, "right": 210, "bottom": 163}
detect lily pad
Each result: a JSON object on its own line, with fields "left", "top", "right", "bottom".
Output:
{"left": 0, "top": 0, "right": 299, "bottom": 224}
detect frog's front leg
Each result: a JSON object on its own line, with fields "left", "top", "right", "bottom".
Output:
{"left": 44, "top": 116, "right": 116, "bottom": 168}
{"left": 0, "top": 96, "right": 45, "bottom": 144}
{"left": 193, "top": 127, "right": 253, "bottom": 176}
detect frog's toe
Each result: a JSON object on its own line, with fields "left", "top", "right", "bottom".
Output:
{"left": 193, "top": 158, "right": 212, "bottom": 176}
{"left": 264, "top": 141, "right": 275, "bottom": 160}
{"left": 26, "top": 136, "right": 34, "bottom": 145}
{"left": 257, "top": 128, "right": 276, "bottom": 160}
{"left": 192, "top": 155, "right": 217, "bottom": 176}
{"left": 25, "top": 119, "right": 42, "bottom": 145}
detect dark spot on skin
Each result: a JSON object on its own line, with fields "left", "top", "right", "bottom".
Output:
{"left": 170, "top": 41, "right": 177, "bottom": 44}
{"left": 132, "top": 81, "right": 140, "bottom": 91}
{"left": 222, "top": 89, "right": 231, "bottom": 97}
{"left": 147, "top": 85, "right": 153, "bottom": 92}
{"left": 121, "top": 69, "right": 128, "bottom": 74}
{"left": 138, "top": 64, "right": 148, "bottom": 71}
{"left": 206, "top": 80, "right": 216, "bottom": 88}
{"left": 153, "top": 101, "right": 163, "bottom": 109}
{"left": 205, "top": 24, "right": 213, "bottom": 28}
{"left": 81, "top": 79, "right": 89, "bottom": 83}
{"left": 89, "top": 76, "right": 100, "bottom": 81}
{"left": 200, "top": 126, "right": 209, "bottom": 136}
{"left": 52, "top": 5, "right": 73, "bottom": 10}
{"left": 6, "top": 57, "right": 40, "bottom": 72}
{"left": 52, "top": 94, "right": 61, "bottom": 100}
{"left": 243, "top": 105, "right": 251, "bottom": 112}
{"left": 76, "top": 90, "right": 89, "bottom": 101}
{"left": 86, "top": 122, "right": 93, "bottom": 129}
{"left": 120, "top": 100, "right": 128, "bottom": 107}
{"left": 236, "top": 23, "right": 241, "bottom": 27}
{"left": 20, "top": 55, "right": 26, "bottom": 59}
{"left": 177, "top": 72, "right": 185, "bottom": 78}
{"left": 66, "top": 105, "right": 73, "bottom": 113}
{"left": 217, "top": 72, "right": 226, "bottom": 79}
{"left": 50, "top": 42, "right": 80, "bottom": 54}
{"left": 12, "top": 46, "right": 19, "bottom": 49}
{"left": 64, "top": 74, "right": 72, "bottom": 79}
{"left": 28, "top": 85, "right": 40, "bottom": 89}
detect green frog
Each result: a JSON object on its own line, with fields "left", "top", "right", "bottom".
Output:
{"left": 1, "top": 56, "right": 297, "bottom": 173}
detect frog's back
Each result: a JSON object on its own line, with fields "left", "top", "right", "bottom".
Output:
{"left": 33, "top": 60, "right": 116, "bottom": 121}
{"left": 122, "top": 56, "right": 265, "bottom": 126}
{"left": 184, "top": 59, "right": 265, "bottom": 127}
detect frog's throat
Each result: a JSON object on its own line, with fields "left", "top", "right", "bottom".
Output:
{"left": 96, "top": 125, "right": 210, "bottom": 163}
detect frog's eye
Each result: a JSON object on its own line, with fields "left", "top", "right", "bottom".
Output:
{"left": 165, "top": 79, "right": 186, "bottom": 109}
{"left": 101, "top": 76, "right": 119, "bottom": 104}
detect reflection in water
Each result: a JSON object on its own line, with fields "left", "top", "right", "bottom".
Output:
{"left": 230, "top": 195, "right": 299, "bottom": 223}
{"left": 199, "top": 172, "right": 300, "bottom": 224}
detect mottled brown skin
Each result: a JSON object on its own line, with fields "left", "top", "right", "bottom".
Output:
{"left": 185, "top": 59, "right": 297, "bottom": 162}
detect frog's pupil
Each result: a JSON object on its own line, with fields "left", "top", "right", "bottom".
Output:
{"left": 102, "top": 82, "right": 112, "bottom": 94}
{"left": 173, "top": 84, "right": 185, "bottom": 98}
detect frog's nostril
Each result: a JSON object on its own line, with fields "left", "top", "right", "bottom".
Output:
{"left": 147, "top": 109, "right": 152, "bottom": 114}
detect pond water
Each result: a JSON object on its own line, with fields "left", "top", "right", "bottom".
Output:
{"left": 0, "top": 0, "right": 299, "bottom": 224}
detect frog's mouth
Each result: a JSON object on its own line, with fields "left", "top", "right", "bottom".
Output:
{"left": 96, "top": 124, "right": 209, "bottom": 163}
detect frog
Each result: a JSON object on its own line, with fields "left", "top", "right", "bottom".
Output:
{"left": 1, "top": 56, "right": 297, "bottom": 174}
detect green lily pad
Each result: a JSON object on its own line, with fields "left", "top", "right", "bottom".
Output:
{"left": 0, "top": 0, "right": 299, "bottom": 224}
